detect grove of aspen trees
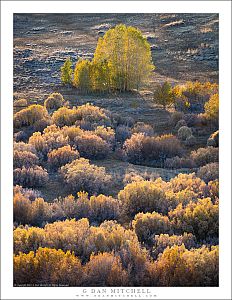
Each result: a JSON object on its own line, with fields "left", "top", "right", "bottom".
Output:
{"left": 13, "top": 24, "right": 219, "bottom": 287}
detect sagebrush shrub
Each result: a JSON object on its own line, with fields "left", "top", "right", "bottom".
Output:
{"left": 94, "top": 126, "right": 115, "bottom": 147}
{"left": 14, "top": 99, "right": 28, "bottom": 112}
{"left": 152, "top": 233, "right": 197, "bottom": 259}
{"left": 13, "top": 166, "right": 48, "bottom": 188}
{"left": 169, "top": 198, "right": 219, "bottom": 240}
{"left": 14, "top": 105, "right": 48, "bottom": 128}
{"left": 85, "top": 252, "right": 129, "bottom": 286}
{"left": 177, "top": 126, "right": 192, "bottom": 141}
{"left": 132, "top": 122, "right": 154, "bottom": 136}
{"left": 115, "top": 125, "right": 132, "bottom": 143}
{"left": 60, "top": 158, "right": 112, "bottom": 195}
{"left": 29, "top": 125, "right": 69, "bottom": 156}
{"left": 197, "top": 162, "right": 219, "bottom": 183}
{"left": 47, "top": 145, "right": 80, "bottom": 170}
{"left": 164, "top": 156, "right": 195, "bottom": 169}
{"left": 118, "top": 180, "right": 170, "bottom": 217}
{"left": 74, "top": 131, "right": 110, "bottom": 159}
{"left": 154, "top": 244, "right": 218, "bottom": 286}
{"left": 190, "top": 147, "right": 219, "bottom": 167}
{"left": 14, "top": 247, "right": 83, "bottom": 286}
{"left": 14, "top": 141, "right": 37, "bottom": 154}
{"left": 44, "top": 93, "right": 65, "bottom": 110}
{"left": 14, "top": 150, "right": 39, "bottom": 168}
{"left": 132, "top": 212, "right": 172, "bottom": 243}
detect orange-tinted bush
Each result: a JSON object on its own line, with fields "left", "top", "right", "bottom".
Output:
{"left": 47, "top": 145, "right": 79, "bottom": 170}
{"left": 14, "top": 247, "right": 83, "bottom": 286}
{"left": 60, "top": 158, "right": 112, "bottom": 195}
{"left": 169, "top": 198, "right": 219, "bottom": 240}
{"left": 124, "top": 133, "right": 183, "bottom": 164}
{"left": 14, "top": 105, "right": 48, "bottom": 128}
{"left": 155, "top": 245, "right": 219, "bottom": 286}
{"left": 84, "top": 252, "right": 129, "bottom": 286}
{"left": 118, "top": 180, "right": 170, "bottom": 217}
{"left": 133, "top": 212, "right": 172, "bottom": 243}
{"left": 74, "top": 131, "right": 110, "bottom": 159}
{"left": 44, "top": 93, "right": 65, "bottom": 110}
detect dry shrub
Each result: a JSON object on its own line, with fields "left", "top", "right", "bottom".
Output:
{"left": 14, "top": 219, "right": 141, "bottom": 263}
{"left": 52, "top": 107, "right": 75, "bottom": 127}
{"left": 14, "top": 105, "right": 48, "bottom": 128}
{"left": 152, "top": 233, "right": 197, "bottom": 259}
{"left": 94, "top": 126, "right": 115, "bottom": 147}
{"left": 84, "top": 252, "right": 129, "bottom": 286}
{"left": 190, "top": 146, "right": 219, "bottom": 167}
{"left": 60, "top": 158, "right": 112, "bottom": 195}
{"left": 118, "top": 180, "right": 170, "bottom": 217}
{"left": 14, "top": 131, "right": 28, "bottom": 142}
{"left": 44, "top": 93, "right": 64, "bottom": 110}
{"left": 115, "top": 125, "right": 132, "bottom": 143}
{"left": 154, "top": 244, "right": 218, "bottom": 286}
{"left": 124, "top": 133, "right": 183, "bottom": 164}
{"left": 168, "top": 173, "right": 206, "bottom": 195}
{"left": 132, "top": 212, "right": 172, "bottom": 243}
{"left": 197, "top": 162, "right": 219, "bottom": 183}
{"left": 14, "top": 150, "right": 39, "bottom": 168}
{"left": 47, "top": 145, "right": 80, "bottom": 170}
{"left": 164, "top": 156, "right": 195, "bottom": 169}
{"left": 132, "top": 122, "right": 154, "bottom": 136}
{"left": 177, "top": 126, "right": 192, "bottom": 141}
{"left": 89, "top": 194, "right": 121, "bottom": 223}
{"left": 14, "top": 247, "right": 83, "bottom": 286}
{"left": 14, "top": 99, "right": 28, "bottom": 112}
{"left": 13, "top": 166, "right": 48, "bottom": 188}
{"left": 29, "top": 125, "right": 69, "bottom": 156}
{"left": 169, "top": 198, "right": 219, "bottom": 240}
{"left": 175, "top": 119, "right": 187, "bottom": 130}
{"left": 14, "top": 185, "right": 41, "bottom": 201}
{"left": 14, "top": 141, "right": 37, "bottom": 154}
{"left": 169, "top": 111, "right": 184, "bottom": 126}
{"left": 33, "top": 117, "right": 52, "bottom": 132}
{"left": 61, "top": 126, "right": 84, "bottom": 143}
{"left": 52, "top": 103, "right": 111, "bottom": 128}
{"left": 74, "top": 131, "right": 110, "bottom": 159}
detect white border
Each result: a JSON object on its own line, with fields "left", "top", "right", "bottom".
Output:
{"left": 1, "top": 1, "right": 231, "bottom": 299}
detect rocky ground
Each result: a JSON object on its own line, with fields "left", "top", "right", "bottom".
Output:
{"left": 14, "top": 13, "right": 218, "bottom": 101}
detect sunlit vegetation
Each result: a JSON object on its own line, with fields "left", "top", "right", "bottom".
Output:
{"left": 13, "top": 20, "right": 219, "bottom": 287}
{"left": 60, "top": 158, "right": 112, "bottom": 195}
{"left": 61, "top": 24, "right": 154, "bottom": 93}
{"left": 44, "top": 92, "right": 65, "bottom": 111}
